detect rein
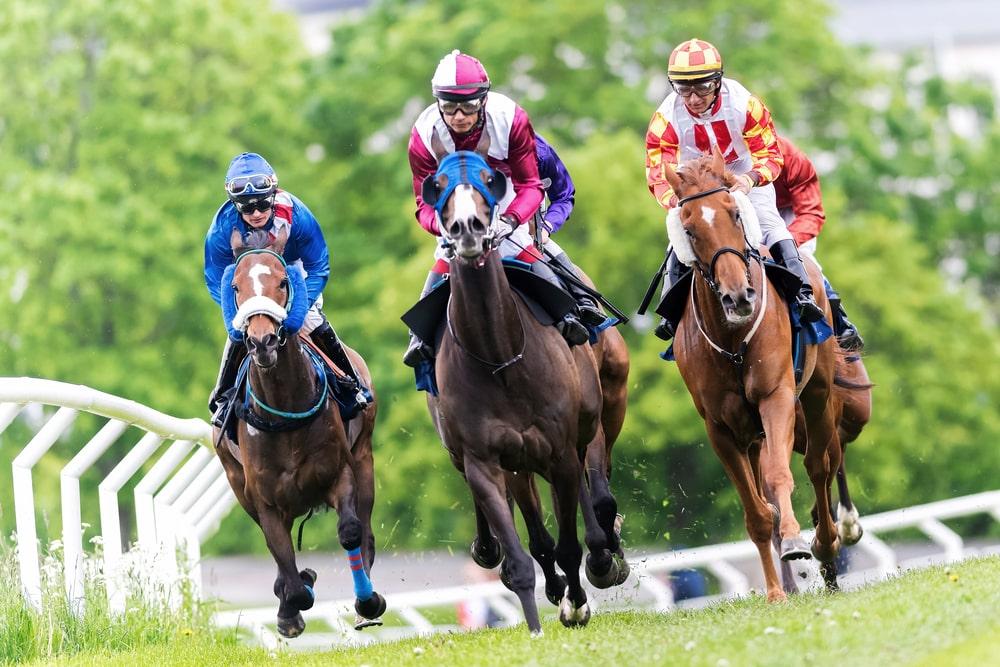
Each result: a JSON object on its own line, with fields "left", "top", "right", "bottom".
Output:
{"left": 446, "top": 290, "right": 526, "bottom": 375}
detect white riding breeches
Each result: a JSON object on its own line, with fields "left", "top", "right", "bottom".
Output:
{"left": 749, "top": 183, "right": 793, "bottom": 247}
{"left": 301, "top": 295, "right": 324, "bottom": 335}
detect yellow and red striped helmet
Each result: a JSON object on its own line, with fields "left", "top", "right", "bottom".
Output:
{"left": 667, "top": 38, "right": 724, "bottom": 81}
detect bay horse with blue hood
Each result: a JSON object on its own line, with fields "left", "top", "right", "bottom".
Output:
{"left": 419, "top": 151, "right": 628, "bottom": 634}
{"left": 659, "top": 150, "right": 844, "bottom": 600}
{"left": 213, "top": 249, "right": 386, "bottom": 637}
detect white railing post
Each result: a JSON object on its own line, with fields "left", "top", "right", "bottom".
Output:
{"left": 12, "top": 407, "right": 79, "bottom": 609}
{"left": 918, "top": 518, "right": 964, "bottom": 563}
{"left": 60, "top": 419, "right": 129, "bottom": 609}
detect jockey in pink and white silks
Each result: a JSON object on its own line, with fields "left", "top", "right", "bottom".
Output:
{"left": 403, "top": 50, "right": 604, "bottom": 367}
{"left": 204, "top": 152, "right": 368, "bottom": 426}
{"left": 645, "top": 39, "right": 825, "bottom": 341}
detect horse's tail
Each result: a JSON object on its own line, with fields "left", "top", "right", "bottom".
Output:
{"left": 833, "top": 375, "right": 875, "bottom": 391}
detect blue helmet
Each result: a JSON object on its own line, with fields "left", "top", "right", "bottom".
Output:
{"left": 225, "top": 152, "right": 278, "bottom": 202}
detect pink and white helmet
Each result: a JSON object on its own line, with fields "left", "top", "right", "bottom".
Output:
{"left": 431, "top": 50, "right": 491, "bottom": 101}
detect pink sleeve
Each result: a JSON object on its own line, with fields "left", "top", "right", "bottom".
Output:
{"left": 408, "top": 128, "right": 441, "bottom": 235}
{"left": 502, "top": 107, "right": 544, "bottom": 225}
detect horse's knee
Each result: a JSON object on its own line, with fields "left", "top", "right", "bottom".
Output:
{"left": 504, "top": 552, "right": 537, "bottom": 591}
{"left": 338, "top": 516, "right": 363, "bottom": 551}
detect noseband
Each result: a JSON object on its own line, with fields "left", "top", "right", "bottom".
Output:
{"left": 677, "top": 186, "right": 756, "bottom": 297}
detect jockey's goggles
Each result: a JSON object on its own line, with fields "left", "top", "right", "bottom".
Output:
{"left": 226, "top": 173, "right": 277, "bottom": 196}
{"left": 671, "top": 79, "right": 719, "bottom": 98}
{"left": 438, "top": 98, "right": 484, "bottom": 116}
{"left": 234, "top": 196, "right": 274, "bottom": 214}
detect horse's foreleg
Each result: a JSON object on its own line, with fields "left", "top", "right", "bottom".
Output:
{"left": 258, "top": 508, "right": 312, "bottom": 638}
{"left": 548, "top": 454, "right": 590, "bottom": 628}
{"left": 350, "top": 435, "right": 377, "bottom": 572}
{"left": 707, "top": 423, "right": 785, "bottom": 602}
{"left": 465, "top": 459, "right": 541, "bottom": 635}
{"left": 508, "top": 473, "right": 565, "bottom": 606}
{"left": 329, "top": 463, "right": 386, "bottom": 624}
{"left": 758, "top": 393, "right": 809, "bottom": 561}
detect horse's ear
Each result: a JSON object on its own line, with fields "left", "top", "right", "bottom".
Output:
{"left": 486, "top": 169, "right": 508, "bottom": 201}
{"left": 662, "top": 164, "right": 682, "bottom": 193}
{"left": 421, "top": 174, "right": 440, "bottom": 207}
{"left": 711, "top": 144, "right": 726, "bottom": 177}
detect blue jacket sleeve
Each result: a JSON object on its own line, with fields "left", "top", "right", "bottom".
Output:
{"left": 535, "top": 134, "right": 575, "bottom": 234}
{"left": 288, "top": 195, "right": 330, "bottom": 307}
{"left": 204, "top": 203, "right": 236, "bottom": 306}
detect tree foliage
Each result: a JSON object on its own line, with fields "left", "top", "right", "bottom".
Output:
{"left": 0, "top": 0, "right": 997, "bottom": 555}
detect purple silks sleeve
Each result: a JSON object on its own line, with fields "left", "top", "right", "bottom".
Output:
{"left": 535, "top": 134, "right": 575, "bottom": 233}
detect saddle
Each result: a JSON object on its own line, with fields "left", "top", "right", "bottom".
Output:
{"left": 656, "top": 260, "right": 833, "bottom": 381}
{"left": 400, "top": 260, "right": 578, "bottom": 395}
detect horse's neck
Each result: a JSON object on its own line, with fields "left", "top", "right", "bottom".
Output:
{"left": 449, "top": 257, "right": 523, "bottom": 357}
{"left": 248, "top": 339, "right": 318, "bottom": 412}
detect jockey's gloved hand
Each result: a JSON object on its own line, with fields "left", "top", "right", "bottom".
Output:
{"left": 730, "top": 173, "right": 754, "bottom": 195}
{"left": 496, "top": 213, "right": 517, "bottom": 239}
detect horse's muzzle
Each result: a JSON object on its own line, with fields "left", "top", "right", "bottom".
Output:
{"left": 247, "top": 332, "right": 280, "bottom": 368}
{"left": 721, "top": 288, "right": 757, "bottom": 323}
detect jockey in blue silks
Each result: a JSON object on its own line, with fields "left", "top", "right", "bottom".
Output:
{"left": 204, "top": 152, "right": 368, "bottom": 427}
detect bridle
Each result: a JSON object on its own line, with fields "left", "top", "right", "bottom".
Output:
{"left": 676, "top": 185, "right": 757, "bottom": 298}
{"left": 677, "top": 184, "right": 767, "bottom": 367}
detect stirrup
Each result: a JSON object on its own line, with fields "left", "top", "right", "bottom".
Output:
{"left": 653, "top": 318, "right": 675, "bottom": 342}
{"left": 403, "top": 339, "right": 433, "bottom": 368}
{"left": 578, "top": 304, "right": 607, "bottom": 328}
{"left": 796, "top": 296, "right": 825, "bottom": 323}
{"left": 558, "top": 315, "right": 589, "bottom": 347}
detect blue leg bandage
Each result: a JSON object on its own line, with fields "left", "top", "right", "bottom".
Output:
{"left": 347, "top": 547, "right": 373, "bottom": 601}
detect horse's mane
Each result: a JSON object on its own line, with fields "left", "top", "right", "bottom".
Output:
{"left": 676, "top": 155, "right": 733, "bottom": 190}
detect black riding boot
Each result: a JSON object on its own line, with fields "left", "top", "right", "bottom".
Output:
{"left": 769, "top": 239, "right": 825, "bottom": 323}
{"left": 654, "top": 249, "right": 688, "bottom": 341}
{"left": 403, "top": 271, "right": 447, "bottom": 367}
{"left": 310, "top": 320, "right": 370, "bottom": 406}
{"left": 825, "top": 284, "right": 865, "bottom": 351}
{"left": 529, "top": 259, "right": 589, "bottom": 346}
{"left": 209, "top": 338, "right": 247, "bottom": 427}
{"left": 548, "top": 252, "right": 606, "bottom": 328}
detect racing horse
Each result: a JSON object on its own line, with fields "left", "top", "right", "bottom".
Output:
{"left": 420, "top": 151, "right": 625, "bottom": 633}
{"left": 660, "top": 150, "right": 842, "bottom": 601}
{"left": 213, "top": 249, "right": 386, "bottom": 637}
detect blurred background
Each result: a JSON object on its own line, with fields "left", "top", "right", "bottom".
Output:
{"left": 0, "top": 0, "right": 998, "bottom": 562}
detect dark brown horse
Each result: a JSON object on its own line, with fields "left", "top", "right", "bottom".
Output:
{"left": 661, "top": 151, "right": 842, "bottom": 601}
{"left": 214, "top": 250, "right": 385, "bottom": 637}
{"left": 421, "top": 152, "right": 627, "bottom": 634}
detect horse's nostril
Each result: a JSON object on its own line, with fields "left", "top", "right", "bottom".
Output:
{"left": 261, "top": 333, "right": 278, "bottom": 349}
{"left": 746, "top": 288, "right": 757, "bottom": 300}
{"left": 449, "top": 222, "right": 462, "bottom": 237}
{"left": 471, "top": 218, "right": 485, "bottom": 234}
{"left": 721, "top": 294, "right": 735, "bottom": 309}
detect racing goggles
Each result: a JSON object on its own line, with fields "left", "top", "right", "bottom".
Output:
{"left": 226, "top": 173, "right": 276, "bottom": 196}
{"left": 672, "top": 79, "right": 719, "bottom": 98}
{"left": 234, "top": 196, "right": 274, "bottom": 214}
{"left": 438, "top": 98, "right": 484, "bottom": 116}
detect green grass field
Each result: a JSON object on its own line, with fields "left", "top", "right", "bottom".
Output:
{"left": 18, "top": 556, "right": 1000, "bottom": 667}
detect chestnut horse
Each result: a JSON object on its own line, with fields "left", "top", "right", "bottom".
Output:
{"left": 214, "top": 249, "right": 386, "bottom": 637}
{"left": 661, "top": 152, "right": 842, "bottom": 601}
{"left": 420, "top": 151, "right": 628, "bottom": 634}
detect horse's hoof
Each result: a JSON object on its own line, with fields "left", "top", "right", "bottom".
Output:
{"left": 470, "top": 536, "right": 504, "bottom": 569}
{"left": 820, "top": 561, "right": 840, "bottom": 592}
{"left": 586, "top": 552, "right": 629, "bottom": 589}
{"left": 545, "top": 573, "right": 568, "bottom": 606}
{"left": 780, "top": 535, "right": 813, "bottom": 561}
{"left": 355, "top": 591, "right": 387, "bottom": 620}
{"left": 277, "top": 612, "right": 305, "bottom": 638}
{"left": 837, "top": 503, "right": 864, "bottom": 546}
{"left": 499, "top": 558, "right": 514, "bottom": 592}
{"left": 558, "top": 594, "right": 591, "bottom": 628}
{"left": 811, "top": 535, "right": 841, "bottom": 564}
{"left": 353, "top": 613, "right": 384, "bottom": 631}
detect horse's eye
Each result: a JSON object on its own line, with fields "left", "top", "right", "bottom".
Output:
{"left": 231, "top": 283, "right": 239, "bottom": 292}
{"left": 279, "top": 279, "right": 288, "bottom": 290}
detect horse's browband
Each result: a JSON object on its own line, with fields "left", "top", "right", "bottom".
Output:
{"left": 677, "top": 186, "right": 728, "bottom": 206}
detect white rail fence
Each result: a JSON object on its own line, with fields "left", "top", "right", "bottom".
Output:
{"left": 4, "top": 376, "right": 999, "bottom": 652}
{"left": 0, "top": 377, "right": 236, "bottom": 612}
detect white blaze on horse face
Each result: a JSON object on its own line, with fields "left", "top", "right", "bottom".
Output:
{"left": 451, "top": 185, "right": 479, "bottom": 229}
{"left": 700, "top": 205, "right": 716, "bottom": 227}
{"left": 248, "top": 264, "right": 272, "bottom": 297}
